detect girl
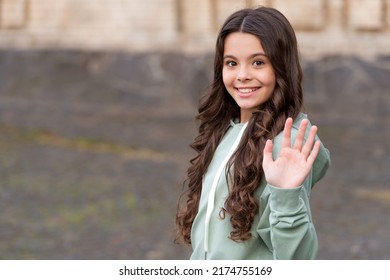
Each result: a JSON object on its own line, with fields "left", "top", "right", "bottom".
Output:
{"left": 176, "top": 6, "right": 330, "bottom": 260}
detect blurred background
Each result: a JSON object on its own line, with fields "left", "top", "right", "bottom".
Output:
{"left": 0, "top": 0, "right": 389, "bottom": 260}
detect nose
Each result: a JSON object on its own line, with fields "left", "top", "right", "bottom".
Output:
{"left": 237, "top": 66, "right": 252, "bottom": 81}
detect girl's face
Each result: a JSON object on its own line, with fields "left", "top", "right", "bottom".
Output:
{"left": 222, "top": 32, "right": 276, "bottom": 123}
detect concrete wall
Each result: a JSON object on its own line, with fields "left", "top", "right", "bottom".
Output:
{"left": 0, "top": 0, "right": 389, "bottom": 58}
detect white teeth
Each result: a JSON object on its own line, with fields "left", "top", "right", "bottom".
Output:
{"left": 237, "top": 88, "right": 258, "bottom": 93}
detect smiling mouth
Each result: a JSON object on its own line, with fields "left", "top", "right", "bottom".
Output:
{"left": 236, "top": 87, "right": 259, "bottom": 93}
{"left": 236, "top": 87, "right": 260, "bottom": 96}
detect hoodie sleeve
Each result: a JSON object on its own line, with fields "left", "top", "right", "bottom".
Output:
{"left": 266, "top": 182, "right": 318, "bottom": 259}
{"left": 256, "top": 115, "right": 330, "bottom": 259}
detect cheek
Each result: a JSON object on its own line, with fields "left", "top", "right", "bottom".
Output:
{"left": 222, "top": 69, "right": 234, "bottom": 87}
{"left": 259, "top": 72, "right": 276, "bottom": 99}
{"left": 262, "top": 70, "right": 276, "bottom": 87}
{"left": 269, "top": 76, "right": 276, "bottom": 90}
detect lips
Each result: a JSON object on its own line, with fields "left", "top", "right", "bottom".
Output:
{"left": 235, "top": 87, "right": 260, "bottom": 97}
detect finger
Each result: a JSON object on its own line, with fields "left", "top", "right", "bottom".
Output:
{"left": 262, "top": 139, "right": 274, "bottom": 166}
{"left": 281, "top": 118, "right": 293, "bottom": 148}
{"left": 307, "top": 140, "right": 321, "bottom": 166}
{"left": 293, "top": 119, "right": 309, "bottom": 151}
{"left": 301, "top": 125, "right": 318, "bottom": 158}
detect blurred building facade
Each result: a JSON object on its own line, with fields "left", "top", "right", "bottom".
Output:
{"left": 0, "top": 0, "right": 389, "bottom": 58}
{"left": 0, "top": 0, "right": 389, "bottom": 260}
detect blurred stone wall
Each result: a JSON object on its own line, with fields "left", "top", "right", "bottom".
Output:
{"left": 0, "top": 0, "right": 390, "bottom": 58}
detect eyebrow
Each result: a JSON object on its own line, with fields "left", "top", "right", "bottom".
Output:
{"left": 223, "top": 53, "right": 268, "bottom": 60}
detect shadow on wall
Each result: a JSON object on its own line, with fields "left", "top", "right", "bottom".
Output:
{"left": 0, "top": 50, "right": 388, "bottom": 259}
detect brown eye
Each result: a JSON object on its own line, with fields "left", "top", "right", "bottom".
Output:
{"left": 225, "top": 60, "right": 237, "bottom": 67}
{"left": 253, "top": 60, "right": 264, "bottom": 66}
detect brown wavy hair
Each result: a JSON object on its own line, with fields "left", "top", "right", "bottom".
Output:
{"left": 176, "top": 6, "right": 303, "bottom": 244}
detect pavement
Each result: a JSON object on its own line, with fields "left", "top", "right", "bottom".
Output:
{"left": 0, "top": 50, "right": 388, "bottom": 259}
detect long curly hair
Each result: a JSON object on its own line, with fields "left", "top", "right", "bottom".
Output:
{"left": 176, "top": 6, "right": 303, "bottom": 244}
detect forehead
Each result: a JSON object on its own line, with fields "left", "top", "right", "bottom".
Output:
{"left": 223, "top": 32, "right": 265, "bottom": 56}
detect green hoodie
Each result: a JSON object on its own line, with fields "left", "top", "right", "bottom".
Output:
{"left": 190, "top": 113, "right": 330, "bottom": 260}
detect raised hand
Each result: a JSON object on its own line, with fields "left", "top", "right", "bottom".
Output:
{"left": 262, "top": 118, "right": 321, "bottom": 189}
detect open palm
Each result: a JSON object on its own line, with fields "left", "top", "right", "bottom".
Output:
{"left": 262, "top": 118, "right": 321, "bottom": 189}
